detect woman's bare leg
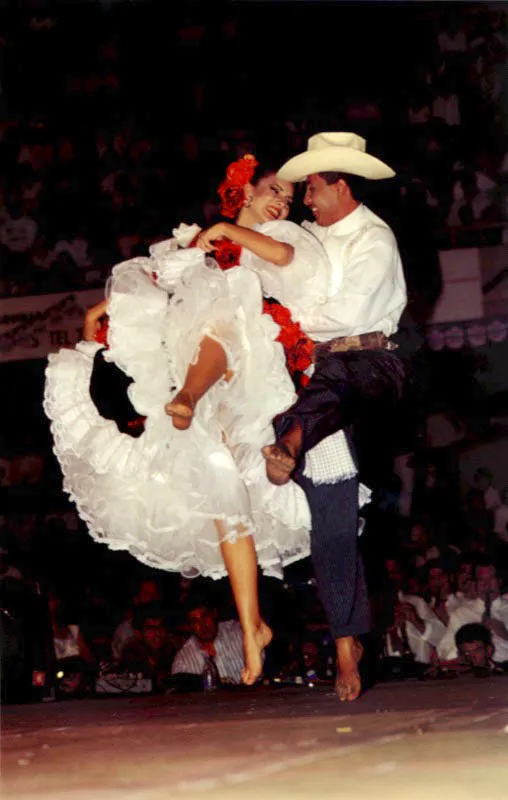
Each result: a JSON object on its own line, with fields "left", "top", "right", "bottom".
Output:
{"left": 165, "top": 336, "right": 228, "bottom": 429}
{"left": 218, "top": 524, "right": 273, "bottom": 685}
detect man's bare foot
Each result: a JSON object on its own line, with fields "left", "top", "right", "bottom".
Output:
{"left": 335, "top": 637, "right": 364, "bottom": 702}
{"left": 241, "top": 621, "right": 273, "bottom": 686}
{"left": 262, "top": 443, "right": 296, "bottom": 485}
{"left": 165, "top": 391, "right": 195, "bottom": 430}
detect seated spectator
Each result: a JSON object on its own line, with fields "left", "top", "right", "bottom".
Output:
{"left": 47, "top": 588, "right": 96, "bottom": 698}
{"left": 455, "top": 622, "right": 501, "bottom": 676}
{"left": 438, "top": 559, "right": 508, "bottom": 664}
{"left": 493, "top": 488, "right": 508, "bottom": 544}
{"left": 472, "top": 467, "right": 501, "bottom": 512}
{"left": 432, "top": 75, "right": 461, "bottom": 128}
{"left": 299, "top": 633, "right": 334, "bottom": 683}
{"left": 455, "top": 554, "right": 477, "bottom": 600}
{"left": 407, "top": 92, "right": 432, "bottom": 126}
{"left": 55, "top": 656, "right": 95, "bottom": 699}
{"left": 48, "top": 590, "right": 94, "bottom": 666}
{"left": 423, "top": 559, "right": 455, "bottom": 624}
{"left": 383, "top": 573, "right": 447, "bottom": 668}
{"left": 171, "top": 596, "right": 245, "bottom": 685}
{"left": 111, "top": 578, "right": 162, "bottom": 660}
{"left": 402, "top": 520, "right": 459, "bottom": 572}
{"left": 80, "top": 587, "right": 115, "bottom": 664}
{"left": 120, "top": 602, "right": 177, "bottom": 693}
{"left": 493, "top": 489, "right": 508, "bottom": 590}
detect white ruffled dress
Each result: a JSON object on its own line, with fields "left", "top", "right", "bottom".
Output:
{"left": 44, "top": 221, "right": 333, "bottom": 580}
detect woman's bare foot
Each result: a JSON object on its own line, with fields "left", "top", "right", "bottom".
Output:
{"left": 241, "top": 621, "right": 273, "bottom": 686}
{"left": 262, "top": 443, "right": 296, "bottom": 485}
{"left": 165, "top": 391, "right": 195, "bottom": 430}
{"left": 335, "top": 636, "right": 364, "bottom": 702}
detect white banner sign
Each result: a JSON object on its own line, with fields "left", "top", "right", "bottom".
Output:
{"left": 0, "top": 289, "right": 104, "bottom": 362}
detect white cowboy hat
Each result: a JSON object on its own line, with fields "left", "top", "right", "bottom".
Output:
{"left": 277, "top": 132, "right": 395, "bottom": 182}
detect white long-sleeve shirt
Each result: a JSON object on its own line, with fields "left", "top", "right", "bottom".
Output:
{"left": 171, "top": 621, "right": 245, "bottom": 684}
{"left": 437, "top": 595, "right": 508, "bottom": 663}
{"left": 385, "top": 592, "right": 447, "bottom": 664}
{"left": 298, "top": 204, "right": 407, "bottom": 342}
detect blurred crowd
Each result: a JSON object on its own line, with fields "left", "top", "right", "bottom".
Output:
{"left": 2, "top": 452, "right": 508, "bottom": 703}
{"left": 0, "top": 3, "right": 507, "bottom": 298}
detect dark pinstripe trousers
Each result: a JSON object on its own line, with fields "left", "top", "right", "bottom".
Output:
{"left": 296, "top": 471, "right": 371, "bottom": 639}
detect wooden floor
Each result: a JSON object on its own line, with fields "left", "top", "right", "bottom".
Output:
{"left": 3, "top": 676, "right": 508, "bottom": 799}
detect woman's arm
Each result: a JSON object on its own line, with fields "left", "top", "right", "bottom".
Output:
{"left": 84, "top": 299, "right": 109, "bottom": 341}
{"left": 196, "top": 222, "right": 294, "bottom": 267}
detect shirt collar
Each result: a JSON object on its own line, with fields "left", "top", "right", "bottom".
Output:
{"left": 303, "top": 204, "right": 366, "bottom": 240}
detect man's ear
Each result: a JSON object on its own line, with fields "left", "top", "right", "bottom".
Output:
{"left": 487, "top": 644, "right": 494, "bottom": 659}
{"left": 337, "top": 179, "right": 349, "bottom": 197}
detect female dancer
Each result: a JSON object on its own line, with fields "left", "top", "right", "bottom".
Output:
{"left": 44, "top": 155, "right": 331, "bottom": 683}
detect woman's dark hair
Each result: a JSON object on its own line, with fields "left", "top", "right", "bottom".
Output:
{"left": 250, "top": 158, "right": 285, "bottom": 186}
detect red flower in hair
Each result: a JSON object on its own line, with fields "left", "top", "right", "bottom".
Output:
{"left": 226, "top": 154, "right": 258, "bottom": 185}
{"left": 218, "top": 183, "right": 246, "bottom": 219}
{"left": 219, "top": 154, "right": 259, "bottom": 218}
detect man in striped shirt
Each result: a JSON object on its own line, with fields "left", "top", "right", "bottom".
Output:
{"left": 171, "top": 599, "right": 246, "bottom": 685}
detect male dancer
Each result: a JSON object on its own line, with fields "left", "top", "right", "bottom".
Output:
{"left": 265, "top": 132, "right": 407, "bottom": 700}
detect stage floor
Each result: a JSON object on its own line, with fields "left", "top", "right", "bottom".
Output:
{"left": 3, "top": 677, "right": 508, "bottom": 799}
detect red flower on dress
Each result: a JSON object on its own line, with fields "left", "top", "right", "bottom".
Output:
{"left": 214, "top": 239, "right": 242, "bottom": 271}
{"left": 268, "top": 303, "right": 292, "bottom": 327}
{"left": 263, "top": 299, "right": 314, "bottom": 380}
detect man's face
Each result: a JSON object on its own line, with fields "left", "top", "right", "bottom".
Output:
{"left": 302, "top": 641, "right": 319, "bottom": 671}
{"left": 137, "top": 581, "right": 161, "bottom": 605}
{"left": 457, "top": 563, "right": 473, "bottom": 594}
{"left": 428, "top": 567, "right": 447, "bottom": 598}
{"left": 303, "top": 174, "right": 343, "bottom": 227}
{"left": 188, "top": 607, "right": 218, "bottom": 644}
{"left": 142, "top": 617, "right": 166, "bottom": 650}
{"left": 458, "top": 640, "right": 491, "bottom": 669}
{"left": 475, "top": 566, "right": 499, "bottom": 601}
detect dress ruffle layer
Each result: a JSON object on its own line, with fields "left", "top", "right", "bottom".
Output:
{"left": 44, "top": 248, "right": 312, "bottom": 580}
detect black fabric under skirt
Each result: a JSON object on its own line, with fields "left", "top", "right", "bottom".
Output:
{"left": 89, "top": 349, "right": 145, "bottom": 438}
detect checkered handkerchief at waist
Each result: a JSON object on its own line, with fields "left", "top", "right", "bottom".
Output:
{"left": 302, "top": 429, "right": 357, "bottom": 486}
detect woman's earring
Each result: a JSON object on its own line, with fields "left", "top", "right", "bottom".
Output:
{"left": 244, "top": 197, "right": 252, "bottom": 208}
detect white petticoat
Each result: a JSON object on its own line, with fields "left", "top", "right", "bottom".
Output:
{"left": 44, "top": 252, "right": 312, "bottom": 580}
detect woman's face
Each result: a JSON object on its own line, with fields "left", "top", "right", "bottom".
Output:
{"left": 246, "top": 174, "right": 294, "bottom": 224}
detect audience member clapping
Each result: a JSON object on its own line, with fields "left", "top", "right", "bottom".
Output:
{"left": 111, "top": 578, "right": 163, "bottom": 660}
{"left": 120, "top": 602, "right": 178, "bottom": 693}
{"left": 437, "top": 558, "right": 508, "bottom": 665}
